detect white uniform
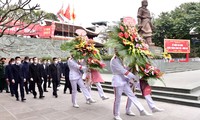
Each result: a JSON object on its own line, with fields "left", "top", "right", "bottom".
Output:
{"left": 68, "top": 58, "right": 93, "bottom": 105}
{"left": 110, "top": 55, "right": 145, "bottom": 117}
{"left": 126, "top": 81, "right": 156, "bottom": 111}
{"left": 83, "top": 72, "right": 107, "bottom": 99}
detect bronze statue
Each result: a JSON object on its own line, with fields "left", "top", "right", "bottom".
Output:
{"left": 137, "top": 0, "right": 155, "bottom": 46}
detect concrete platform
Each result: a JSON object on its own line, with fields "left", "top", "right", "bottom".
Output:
{"left": 1, "top": 85, "right": 200, "bottom": 120}
{"left": 102, "top": 70, "right": 200, "bottom": 91}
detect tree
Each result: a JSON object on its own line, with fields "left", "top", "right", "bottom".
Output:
{"left": 152, "top": 2, "right": 200, "bottom": 57}
{"left": 0, "top": 0, "right": 44, "bottom": 54}
{"left": 44, "top": 12, "right": 58, "bottom": 21}
{"left": 0, "top": 0, "right": 44, "bottom": 37}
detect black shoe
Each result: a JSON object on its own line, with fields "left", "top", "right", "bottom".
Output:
{"left": 44, "top": 91, "right": 48, "bottom": 92}
{"left": 6, "top": 91, "right": 10, "bottom": 93}
{"left": 34, "top": 96, "right": 37, "bottom": 99}
{"left": 39, "top": 96, "right": 45, "bottom": 99}
{"left": 26, "top": 92, "right": 29, "bottom": 94}
{"left": 16, "top": 98, "right": 19, "bottom": 101}
{"left": 77, "top": 90, "right": 81, "bottom": 93}
{"left": 21, "top": 98, "right": 26, "bottom": 102}
{"left": 64, "top": 91, "right": 66, "bottom": 94}
{"left": 11, "top": 94, "right": 14, "bottom": 97}
{"left": 48, "top": 86, "right": 51, "bottom": 88}
{"left": 0, "top": 90, "right": 2, "bottom": 93}
{"left": 55, "top": 95, "right": 58, "bottom": 98}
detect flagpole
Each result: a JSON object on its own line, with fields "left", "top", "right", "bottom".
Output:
{"left": 72, "top": 4, "right": 75, "bottom": 37}
{"left": 68, "top": 20, "right": 70, "bottom": 37}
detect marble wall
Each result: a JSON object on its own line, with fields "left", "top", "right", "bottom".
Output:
{"left": 0, "top": 36, "right": 69, "bottom": 58}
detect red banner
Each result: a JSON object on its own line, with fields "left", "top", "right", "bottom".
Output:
{"left": 164, "top": 39, "right": 190, "bottom": 53}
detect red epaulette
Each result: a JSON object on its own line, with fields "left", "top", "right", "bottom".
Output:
{"left": 124, "top": 71, "right": 130, "bottom": 76}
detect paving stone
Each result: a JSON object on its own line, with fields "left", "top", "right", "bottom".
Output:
{"left": 1, "top": 72, "right": 200, "bottom": 120}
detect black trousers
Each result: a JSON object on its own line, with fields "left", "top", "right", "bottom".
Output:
{"left": 48, "top": 77, "right": 51, "bottom": 87}
{"left": 43, "top": 76, "right": 47, "bottom": 91}
{"left": 0, "top": 78, "right": 8, "bottom": 92}
{"left": 64, "top": 77, "right": 72, "bottom": 93}
{"left": 0, "top": 78, "right": 4, "bottom": 91}
{"left": 24, "top": 79, "right": 29, "bottom": 94}
{"left": 9, "top": 79, "right": 15, "bottom": 95}
{"left": 30, "top": 80, "right": 43, "bottom": 97}
{"left": 52, "top": 81, "right": 58, "bottom": 96}
{"left": 14, "top": 81, "right": 25, "bottom": 99}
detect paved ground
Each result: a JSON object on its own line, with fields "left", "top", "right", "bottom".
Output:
{"left": 1, "top": 84, "right": 200, "bottom": 120}
{"left": 1, "top": 70, "right": 200, "bottom": 120}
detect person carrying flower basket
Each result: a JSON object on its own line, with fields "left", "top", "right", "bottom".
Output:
{"left": 107, "top": 17, "right": 165, "bottom": 119}
{"left": 83, "top": 57, "right": 109, "bottom": 100}
{"left": 110, "top": 48, "right": 152, "bottom": 120}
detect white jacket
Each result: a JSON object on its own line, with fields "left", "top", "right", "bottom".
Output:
{"left": 68, "top": 58, "right": 86, "bottom": 81}
{"left": 110, "top": 55, "right": 137, "bottom": 87}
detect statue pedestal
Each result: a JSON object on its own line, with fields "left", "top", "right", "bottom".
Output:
{"left": 149, "top": 46, "right": 163, "bottom": 57}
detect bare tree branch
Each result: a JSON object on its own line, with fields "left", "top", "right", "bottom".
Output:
{"left": 0, "top": 0, "right": 44, "bottom": 54}
{"left": 0, "top": 0, "right": 44, "bottom": 37}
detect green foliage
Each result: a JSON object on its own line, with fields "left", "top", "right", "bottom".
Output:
{"left": 101, "top": 55, "right": 113, "bottom": 60}
{"left": 41, "top": 56, "right": 52, "bottom": 61}
{"left": 153, "top": 2, "right": 200, "bottom": 57}
{"left": 44, "top": 12, "right": 58, "bottom": 21}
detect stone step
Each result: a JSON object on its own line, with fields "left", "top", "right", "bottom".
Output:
{"left": 91, "top": 85, "right": 200, "bottom": 100}
{"left": 61, "top": 80, "right": 200, "bottom": 94}
{"left": 151, "top": 90, "right": 200, "bottom": 101}
{"left": 99, "top": 82, "right": 194, "bottom": 94}
{"left": 91, "top": 87, "right": 200, "bottom": 108}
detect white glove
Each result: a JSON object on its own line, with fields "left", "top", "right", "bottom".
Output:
{"left": 81, "top": 66, "right": 87, "bottom": 72}
{"left": 12, "top": 79, "right": 15, "bottom": 83}
{"left": 30, "top": 78, "right": 33, "bottom": 81}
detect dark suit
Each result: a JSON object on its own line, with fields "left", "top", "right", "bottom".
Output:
{"left": 58, "top": 62, "right": 64, "bottom": 86}
{"left": 5, "top": 64, "right": 15, "bottom": 95}
{"left": 0, "top": 62, "right": 6, "bottom": 92}
{"left": 41, "top": 64, "right": 49, "bottom": 91}
{"left": 10, "top": 64, "right": 25, "bottom": 100}
{"left": 22, "top": 62, "right": 30, "bottom": 94}
{"left": 49, "top": 63, "right": 61, "bottom": 96}
{"left": 29, "top": 63, "right": 43, "bottom": 97}
{"left": 63, "top": 62, "right": 72, "bottom": 94}
{"left": 47, "top": 63, "right": 51, "bottom": 88}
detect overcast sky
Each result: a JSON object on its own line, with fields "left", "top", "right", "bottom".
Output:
{"left": 30, "top": 0, "right": 200, "bottom": 26}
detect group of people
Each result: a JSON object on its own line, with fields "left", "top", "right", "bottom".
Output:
{"left": 0, "top": 56, "right": 64, "bottom": 101}
{"left": 0, "top": 56, "right": 109, "bottom": 105}
{"left": 1, "top": 50, "right": 164, "bottom": 120}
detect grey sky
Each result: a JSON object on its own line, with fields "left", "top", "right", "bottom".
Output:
{"left": 30, "top": 0, "right": 200, "bottom": 26}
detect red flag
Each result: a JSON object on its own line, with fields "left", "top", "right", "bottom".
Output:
{"left": 64, "top": 4, "right": 71, "bottom": 20}
{"left": 57, "top": 4, "right": 65, "bottom": 22}
{"left": 57, "top": 5, "right": 64, "bottom": 15}
{"left": 71, "top": 8, "right": 76, "bottom": 21}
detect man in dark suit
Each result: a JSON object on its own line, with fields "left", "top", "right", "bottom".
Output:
{"left": 63, "top": 57, "right": 72, "bottom": 94}
{"left": 5, "top": 58, "right": 15, "bottom": 96}
{"left": 41, "top": 59, "right": 49, "bottom": 92}
{"left": 49, "top": 57, "right": 61, "bottom": 98}
{"left": 0, "top": 57, "right": 7, "bottom": 93}
{"left": 10, "top": 56, "right": 26, "bottom": 102}
{"left": 58, "top": 57, "right": 64, "bottom": 87}
{"left": 29, "top": 57, "right": 45, "bottom": 99}
{"left": 22, "top": 56, "right": 30, "bottom": 94}
{"left": 47, "top": 59, "right": 52, "bottom": 88}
